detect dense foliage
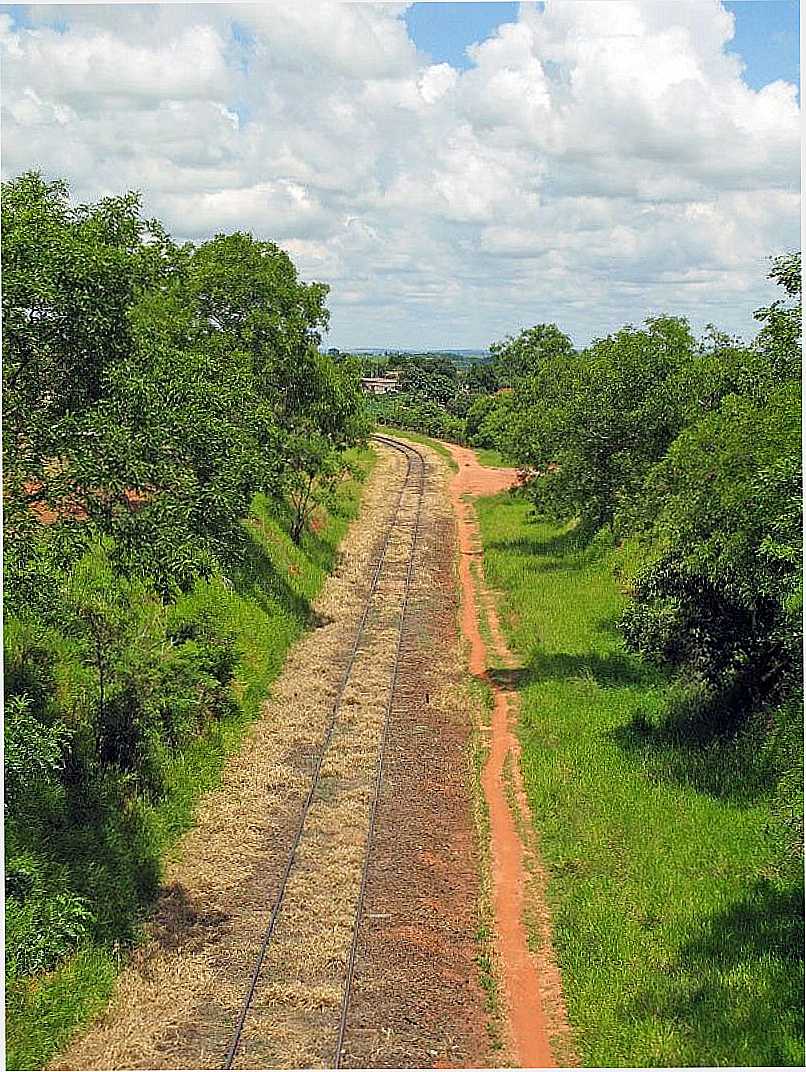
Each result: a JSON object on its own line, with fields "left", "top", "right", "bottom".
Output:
{"left": 3, "top": 172, "right": 369, "bottom": 989}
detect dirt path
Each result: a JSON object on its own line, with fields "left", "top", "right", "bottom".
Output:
{"left": 444, "top": 439, "right": 574, "bottom": 1069}
{"left": 52, "top": 440, "right": 490, "bottom": 1070}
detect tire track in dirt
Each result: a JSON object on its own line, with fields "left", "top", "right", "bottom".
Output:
{"left": 445, "top": 441, "right": 573, "bottom": 1069}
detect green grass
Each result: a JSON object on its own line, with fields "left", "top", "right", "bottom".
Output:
{"left": 474, "top": 447, "right": 512, "bottom": 468}
{"left": 475, "top": 492, "right": 804, "bottom": 1068}
{"left": 5, "top": 448, "right": 375, "bottom": 1071}
{"left": 465, "top": 675, "right": 508, "bottom": 1059}
{"left": 375, "top": 424, "right": 459, "bottom": 471}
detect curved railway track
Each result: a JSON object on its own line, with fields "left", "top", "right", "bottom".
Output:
{"left": 223, "top": 433, "right": 426, "bottom": 1070}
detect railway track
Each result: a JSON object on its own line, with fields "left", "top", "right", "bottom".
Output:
{"left": 223, "top": 433, "right": 426, "bottom": 1070}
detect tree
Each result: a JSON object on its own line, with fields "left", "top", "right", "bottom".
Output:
{"left": 2, "top": 180, "right": 365, "bottom": 592}
{"left": 502, "top": 316, "right": 695, "bottom": 529}
{"left": 491, "top": 323, "right": 574, "bottom": 385}
{"left": 465, "top": 360, "right": 499, "bottom": 394}
{"left": 279, "top": 352, "right": 369, "bottom": 544}
{"left": 753, "top": 252, "right": 802, "bottom": 380}
{"left": 2, "top": 172, "right": 171, "bottom": 548}
{"left": 398, "top": 359, "right": 457, "bottom": 406}
{"left": 619, "top": 383, "right": 801, "bottom": 729}
{"left": 617, "top": 255, "right": 802, "bottom": 732}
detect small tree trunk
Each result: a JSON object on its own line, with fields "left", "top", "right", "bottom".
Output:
{"left": 291, "top": 475, "right": 314, "bottom": 545}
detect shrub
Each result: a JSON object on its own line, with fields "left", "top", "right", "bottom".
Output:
{"left": 4, "top": 696, "right": 69, "bottom": 808}
{"left": 6, "top": 892, "right": 95, "bottom": 979}
{"left": 619, "top": 386, "right": 801, "bottom": 730}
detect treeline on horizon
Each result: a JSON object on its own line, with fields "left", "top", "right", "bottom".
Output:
{"left": 2, "top": 171, "right": 370, "bottom": 1007}
{"left": 332, "top": 347, "right": 491, "bottom": 371}
{"left": 373, "top": 254, "right": 803, "bottom": 883}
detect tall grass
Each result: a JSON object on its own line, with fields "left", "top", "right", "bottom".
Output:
{"left": 5, "top": 448, "right": 374, "bottom": 1071}
{"left": 475, "top": 491, "right": 804, "bottom": 1067}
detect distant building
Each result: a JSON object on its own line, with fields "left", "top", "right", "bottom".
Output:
{"left": 360, "top": 371, "right": 401, "bottom": 395}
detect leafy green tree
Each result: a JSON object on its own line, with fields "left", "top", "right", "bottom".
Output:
{"left": 753, "top": 252, "right": 802, "bottom": 380}
{"left": 2, "top": 179, "right": 363, "bottom": 590}
{"left": 2, "top": 172, "right": 171, "bottom": 555}
{"left": 181, "top": 231, "right": 329, "bottom": 372}
{"left": 278, "top": 351, "right": 369, "bottom": 543}
{"left": 491, "top": 322, "right": 574, "bottom": 385}
{"left": 618, "top": 256, "right": 802, "bottom": 737}
{"left": 398, "top": 360, "right": 457, "bottom": 406}
{"left": 465, "top": 360, "right": 499, "bottom": 394}
{"left": 502, "top": 316, "right": 695, "bottom": 529}
{"left": 619, "top": 384, "right": 801, "bottom": 723}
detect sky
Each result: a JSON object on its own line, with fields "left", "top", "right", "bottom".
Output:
{"left": 0, "top": 1, "right": 800, "bottom": 350}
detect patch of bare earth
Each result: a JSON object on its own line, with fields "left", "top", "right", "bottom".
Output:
{"left": 52, "top": 447, "right": 410, "bottom": 1071}
{"left": 477, "top": 576, "right": 577, "bottom": 1069}
{"left": 337, "top": 443, "right": 491, "bottom": 1069}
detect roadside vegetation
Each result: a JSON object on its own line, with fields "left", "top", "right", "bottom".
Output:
{"left": 3, "top": 172, "right": 371, "bottom": 1067}
{"left": 477, "top": 498, "right": 802, "bottom": 1065}
{"left": 472, "top": 254, "right": 803, "bottom": 1065}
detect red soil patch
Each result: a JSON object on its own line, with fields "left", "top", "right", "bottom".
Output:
{"left": 446, "top": 443, "right": 557, "bottom": 1069}
{"left": 21, "top": 480, "right": 148, "bottom": 526}
{"left": 447, "top": 444, "right": 519, "bottom": 497}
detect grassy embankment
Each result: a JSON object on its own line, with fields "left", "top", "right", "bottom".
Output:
{"left": 6, "top": 448, "right": 375, "bottom": 1071}
{"left": 475, "top": 491, "right": 804, "bottom": 1068}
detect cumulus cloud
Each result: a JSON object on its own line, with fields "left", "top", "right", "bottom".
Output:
{"left": 0, "top": 1, "right": 799, "bottom": 347}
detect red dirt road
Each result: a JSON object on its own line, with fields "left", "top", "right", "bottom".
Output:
{"left": 446, "top": 443, "right": 557, "bottom": 1069}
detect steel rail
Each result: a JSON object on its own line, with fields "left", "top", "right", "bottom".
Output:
{"left": 223, "top": 433, "right": 426, "bottom": 1069}
{"left": 333, "top": 434, "right": 427, "bottom": 1068}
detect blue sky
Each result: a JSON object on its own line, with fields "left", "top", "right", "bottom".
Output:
{"left": 724, "top": 1, "right": 800, "bottom": 89}
{"left": 405, "top": 1, "right": 799, "bottom": 90}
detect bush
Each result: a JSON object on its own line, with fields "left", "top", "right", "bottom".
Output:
{"left": 6, "top": 890, "right": 94, "bottom": 979}
{"left": 4, "top": 696, "right": 69, "bottom": 808}
{"left": 619, "top": 386, "right": 801, "bottom": 731}
{"left": 3, "top": 548, "right": 245, "bottom": 980}
{"left": 370, "top": 392, "right": 467, "bottom": 443}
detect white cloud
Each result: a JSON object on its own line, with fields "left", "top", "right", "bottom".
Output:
{"left": 1, "top": 1, "right": 799, "bottom": 347}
